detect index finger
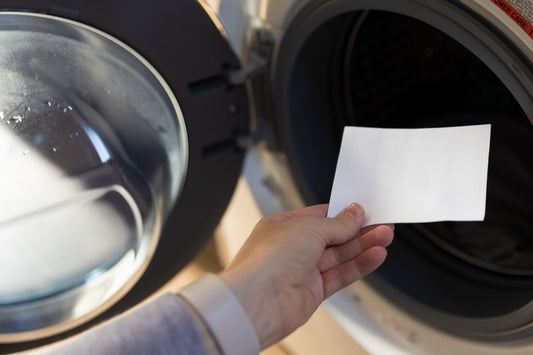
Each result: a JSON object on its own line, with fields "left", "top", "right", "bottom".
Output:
{"left": 270, "top": 204, "right": 329, "bottom": 222}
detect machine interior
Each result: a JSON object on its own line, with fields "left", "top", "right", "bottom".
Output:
{"left": 283, "top": 8, "right": 533, "bottom": 337}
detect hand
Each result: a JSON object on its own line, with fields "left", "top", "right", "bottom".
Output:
{"left": 219, "top": 203, "right": 394, "bottom": 348}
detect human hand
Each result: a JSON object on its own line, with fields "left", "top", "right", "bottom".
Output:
{"left": 219, "top": 203, "right": 394, "bottom": 349}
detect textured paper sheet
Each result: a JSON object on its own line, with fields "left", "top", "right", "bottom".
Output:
{"left": 327, "top": 125, "right": 491, "bottom": 226}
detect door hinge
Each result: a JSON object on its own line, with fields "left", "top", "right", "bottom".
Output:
{"left": 226, "top": 29, "right": 274, "bottom": 85}
{"left": 236, "top": 119, "right": 273, "bottom": 149}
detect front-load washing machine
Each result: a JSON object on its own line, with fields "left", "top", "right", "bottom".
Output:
{"left": 233, "top": 0, "right": 533, "bottom": 354}
{"left": 214, "top": 0, "right": 533, "bottom": 354}
{"left": 0, "top": 0, "right": 532, "bottom": 354}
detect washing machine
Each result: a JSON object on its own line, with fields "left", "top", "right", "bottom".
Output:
{"left": 0, "top": 0, "right": 532, "bottom": 354}
{"left": 214, "top": 0, "right": 533, "bottom": 354}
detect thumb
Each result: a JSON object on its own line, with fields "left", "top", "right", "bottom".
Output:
{"left": 323, "top": 203, "right": 366, "bottom": 245}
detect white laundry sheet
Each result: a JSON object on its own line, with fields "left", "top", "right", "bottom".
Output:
{"left": 327, "top": 125, "right": 491, "bottom": 226}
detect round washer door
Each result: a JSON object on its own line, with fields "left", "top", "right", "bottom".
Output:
{"left": 0, "top": 0, "right": 249, "bottom": 352}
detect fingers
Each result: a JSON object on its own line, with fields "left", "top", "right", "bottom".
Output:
{"left": 317, "top": 224, "right": 394, "bottom": 273}
{"left": 359, "top": 223, "right": 395, "bottom": 235}
{"left": 322, "top": 246, "right": 388, "bottom": 298}
{"left": 319, "top": 203, "right": 366, "bottom": 245}
{"left": 270, "top": 204, "right": 329, "bottom": 222}
{"left": 267, "top": 203, "right": 366, "bottom": 247}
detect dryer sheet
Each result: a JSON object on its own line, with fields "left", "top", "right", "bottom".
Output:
{"left": 327, "top": 125, "right": 491, "bottom": 226}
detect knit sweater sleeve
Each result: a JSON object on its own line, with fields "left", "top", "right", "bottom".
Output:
{"left": 31, "top": 293, "right": 212, "bottom": 355}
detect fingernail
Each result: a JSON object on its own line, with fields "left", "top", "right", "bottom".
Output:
{"left": 344, "top": 203, "right": 364, "bottom": 218}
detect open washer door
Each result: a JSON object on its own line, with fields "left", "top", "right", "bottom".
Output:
{"left": 0, "top": 0, "right": 250, "bottom": 352}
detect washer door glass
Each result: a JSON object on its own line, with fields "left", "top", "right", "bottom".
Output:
{"left": 0, "top": 12, "right": 187, "bottom": 341}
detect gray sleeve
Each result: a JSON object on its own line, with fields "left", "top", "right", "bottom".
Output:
{"left": 34, "top": 293, "right": 209, "bottom": 355}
